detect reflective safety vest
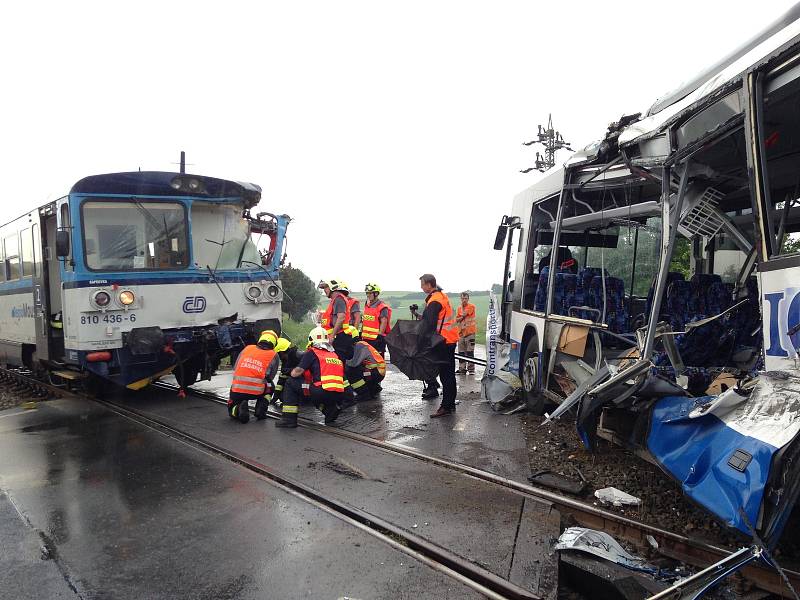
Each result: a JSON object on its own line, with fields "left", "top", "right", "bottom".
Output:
{"left": 426, "top": 290, "right": 459, "bottom": 344}
{"left": 321, "top": 292, "right": 359, "bottom": 337}
{"left": 231, "top": 345, "right": 276, "bottom": 395}
{"left": 356, "top": 340, "right": 386, "bottom": 376}
{"left": 457, "top": 303, "right": 477, "bottom": 337}
{"left": 308, "top": 347, "right": 345, "bottom": 392}
{"left": 361, "top": 300, "right": 392, "bottom": 340}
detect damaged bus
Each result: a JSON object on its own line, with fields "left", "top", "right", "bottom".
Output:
{"left": 494, "top": 4, "right": 800, "bottom": 547}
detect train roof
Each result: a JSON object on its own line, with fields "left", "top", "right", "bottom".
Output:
{"left": 70, "top": 171, "right": 262, "bottom": 206}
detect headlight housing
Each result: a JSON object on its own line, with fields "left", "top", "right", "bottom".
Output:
{"left": 247, "top": 285, "right": 262, "bottom": 300}
{"left": 267, "top": 285, "right": 280, "bottom": 298}
{"left": 92, "top": 290, "right": 111, "bottom": 308}
{"left": 119, "top": 290, "right": 135, "bottom": 306}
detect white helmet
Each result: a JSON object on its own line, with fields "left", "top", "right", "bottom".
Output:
{"left": 308, "top": 326, "right": 331, "bottom": 349}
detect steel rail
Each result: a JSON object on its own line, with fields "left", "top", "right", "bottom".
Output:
{"left": 151, "top": 380, "right": 800, "bottom": 597}
{"left": 0, "top": 367, "right": 535, "bottom": 600}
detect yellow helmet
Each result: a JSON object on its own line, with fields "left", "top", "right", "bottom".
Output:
{"left": 364, "top": 282, "right": 381, "bottom": 294}
{"left": 258, "top": 330, "right": 278, "bottom": 347}
{"left": 274, "top": 337, "right": 291, "bottom": 353}
{"left": 330, "top": 280, "right": 349, "bottom": 294}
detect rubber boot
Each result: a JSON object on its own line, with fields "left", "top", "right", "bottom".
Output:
{"left": 323, "top": 398, "right": 341, "bottom": 425}
{"left": 254, "top": 397, "right": 268, "bottom": 420}
{"left": 275, "top": 411, "right": 298, "bottom": 428}
{"left": 231, "top": 400, "right": 249, "bottom": 424}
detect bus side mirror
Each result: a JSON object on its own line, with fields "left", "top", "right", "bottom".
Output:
{"left": 494, "top": 224, "right": 507, "bottom": 251}
{"left": 55, "top": 230, "right": 70, "bottom": 258}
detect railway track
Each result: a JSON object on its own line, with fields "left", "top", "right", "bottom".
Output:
{"left": 152, "top": 380, "right": 800, "bottom": 598}
{"left": 2, "top": 365, "right": 799, "bottom": 597}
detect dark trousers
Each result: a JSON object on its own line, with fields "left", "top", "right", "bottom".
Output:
{"left": 439, "top": 343, "right": 457, "bottom": 410}
{"left": 365, "top": 370, "right": 384, "bottom": 396}
{"left": 364, "top": 336, "right": 386, "bottom": 356}
{"left": 283, "top": 376, "right": 339, "bottom": 415}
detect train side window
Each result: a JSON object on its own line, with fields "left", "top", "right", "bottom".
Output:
{"left": 4, "top": 235, "right": 20, "bottom": 280}
{"left": 0, "top": 235, "right": 5, "bottom": 282}
{"left": 20, "top": 227, "right": 34, "bottom": 277}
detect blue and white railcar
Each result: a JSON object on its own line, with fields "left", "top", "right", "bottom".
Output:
{"left": 0, "top": 171, "right": 289, "bottom": 390}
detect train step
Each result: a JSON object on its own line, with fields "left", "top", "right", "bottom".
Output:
{"left": 51, "top": 370, "right": 86, "bottom": 381}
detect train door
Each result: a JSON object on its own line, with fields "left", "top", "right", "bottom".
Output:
{"left": 41, "top": 200, "right": 69, "bottom": 361}
{"left": 31, "top": 213, "right": 50, "bottom": 362}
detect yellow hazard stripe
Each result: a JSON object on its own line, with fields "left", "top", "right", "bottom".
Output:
{"left": 282, "top": 405, "right": 299, "bottom": 414}
{"left": 352, "top": 379, "right": 366, "bottom": 389}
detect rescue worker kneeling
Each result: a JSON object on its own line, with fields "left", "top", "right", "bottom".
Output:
{"left": 276, "top": 326, "right": 344, "bottom": 428}
{"left": 272, "top": 337, "right": 301, "bottom": 405}
{"left": 346, "top": 340, "right": 386, "bottom": 401}
{"left": 228, "top": 330, "right": 280, "bottom": 423}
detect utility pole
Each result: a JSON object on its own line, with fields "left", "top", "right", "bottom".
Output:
{"left": 520, "top": 114, "right": 572, "bottom": 173}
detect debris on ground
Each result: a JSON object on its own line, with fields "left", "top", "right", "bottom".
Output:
{"left": 555, "top": 527, "right": 651, "bottom": 571}
{"left": 594, "top": 487, "right": 641, "bottom": 507}
{"left": 308, "top": 456, "right": 370, "bottom": 480}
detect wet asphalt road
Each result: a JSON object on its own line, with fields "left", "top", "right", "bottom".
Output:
{"left": 0, "top": 353, "right": 556, "bottom": 599}
{"left": 0, "top": 400, "right": 486, "bottom": 599}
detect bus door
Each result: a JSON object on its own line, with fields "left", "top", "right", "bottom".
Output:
{"left": 752, "top": 56, "right": 800, "bottom": 372}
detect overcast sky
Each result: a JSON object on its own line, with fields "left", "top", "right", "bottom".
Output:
{"left": 2, "top": 1, "right": 797, "bottom": 292}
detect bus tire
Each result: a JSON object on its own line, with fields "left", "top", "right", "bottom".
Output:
{"left": 521, "top": 342, "right": 545, "bottom": 415}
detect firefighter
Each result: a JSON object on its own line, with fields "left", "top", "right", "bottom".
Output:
{"left": 346, "top": 339, "right": 387, "bottom": 399}
{"left": 418, "top": 274, "right": 460, "bottom": 417}
{"left": 455, "top": 292, "right": 477, "bottom": 374}
{"left": 361, "top": 282, "right": 392, "bottom": 356}
{"left": 319, "top": 279, "right": 359, "bottom": 360}
{"left": 228, "top": 330, "right": 280, "bottom": 423}
{"left": 275, "top": 326, "right": 344, "bottom": 428}
{"left": 272, "top": 337, "right": 302, "bottom": 405}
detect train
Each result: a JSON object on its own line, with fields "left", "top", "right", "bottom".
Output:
{"left": 0, "top": 170, "right": 289, "bottom": 391}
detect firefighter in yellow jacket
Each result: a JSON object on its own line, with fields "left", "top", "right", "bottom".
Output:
{"left": 228, "top": 330, "right": 280, "bottom": 423}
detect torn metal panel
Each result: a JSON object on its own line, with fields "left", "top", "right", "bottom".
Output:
{"left": 620, "top": 15, "right": 800, "bottom": 146}
{"left": 647, "top": 373, "right": 800, "bottom": 542}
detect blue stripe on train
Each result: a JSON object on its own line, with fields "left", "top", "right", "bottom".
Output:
{"left": 61, "top": 271, "right": 279, "bottom": 289}
{"left": 648, "top": 395, "right": 776, "bottom": 537}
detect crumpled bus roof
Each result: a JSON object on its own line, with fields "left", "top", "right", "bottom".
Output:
{"left": 619, "top": 4, "right": 800, "bottom": 146}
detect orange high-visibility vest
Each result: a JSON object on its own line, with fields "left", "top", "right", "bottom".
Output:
{"left": 427, "top": 290, "right": 459, "bottom": 344}
{"left": 231, "top": 345, "right": 276, "bottom": 395}
{"left": 321, "top": 292, "right": 357, "bottom": 336}
{"left": 457, "top": 303, "right": 477, "bottom": 337}
{"left": 361, "top": 300, "right": 392, "bottom": 340}
{"left": 356, "top": 340, "right": 386, "bottom": 376}
{"left": 308, "top": 347, "right": 345, "bottom": 392}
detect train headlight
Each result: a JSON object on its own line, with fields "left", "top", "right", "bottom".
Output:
{"left": 247, "top": 285, "right": 262, "bottom": 300}
{"left": 119, "top": 290, "right": 135, "bottom": 306}
{"left": 267, "top": 285, "right": 280, "bottom": 299}
{"left": 92, "top": 291, "right": 111, "bottom": 308}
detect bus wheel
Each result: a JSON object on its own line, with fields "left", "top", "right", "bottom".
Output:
{"left": 521, "top": 343, "right": 545, "bottom": 415}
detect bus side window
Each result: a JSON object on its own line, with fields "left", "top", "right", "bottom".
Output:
{"left": 762, "top": 64, "right": 800, "bottom": 256}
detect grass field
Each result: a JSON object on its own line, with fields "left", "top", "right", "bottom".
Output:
{"left": 289, "top": 289, "right": 491, "bottom": 347}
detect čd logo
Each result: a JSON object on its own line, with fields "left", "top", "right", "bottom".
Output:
{"left": 182, "top": 296, "right": 207, "bottom": 313}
